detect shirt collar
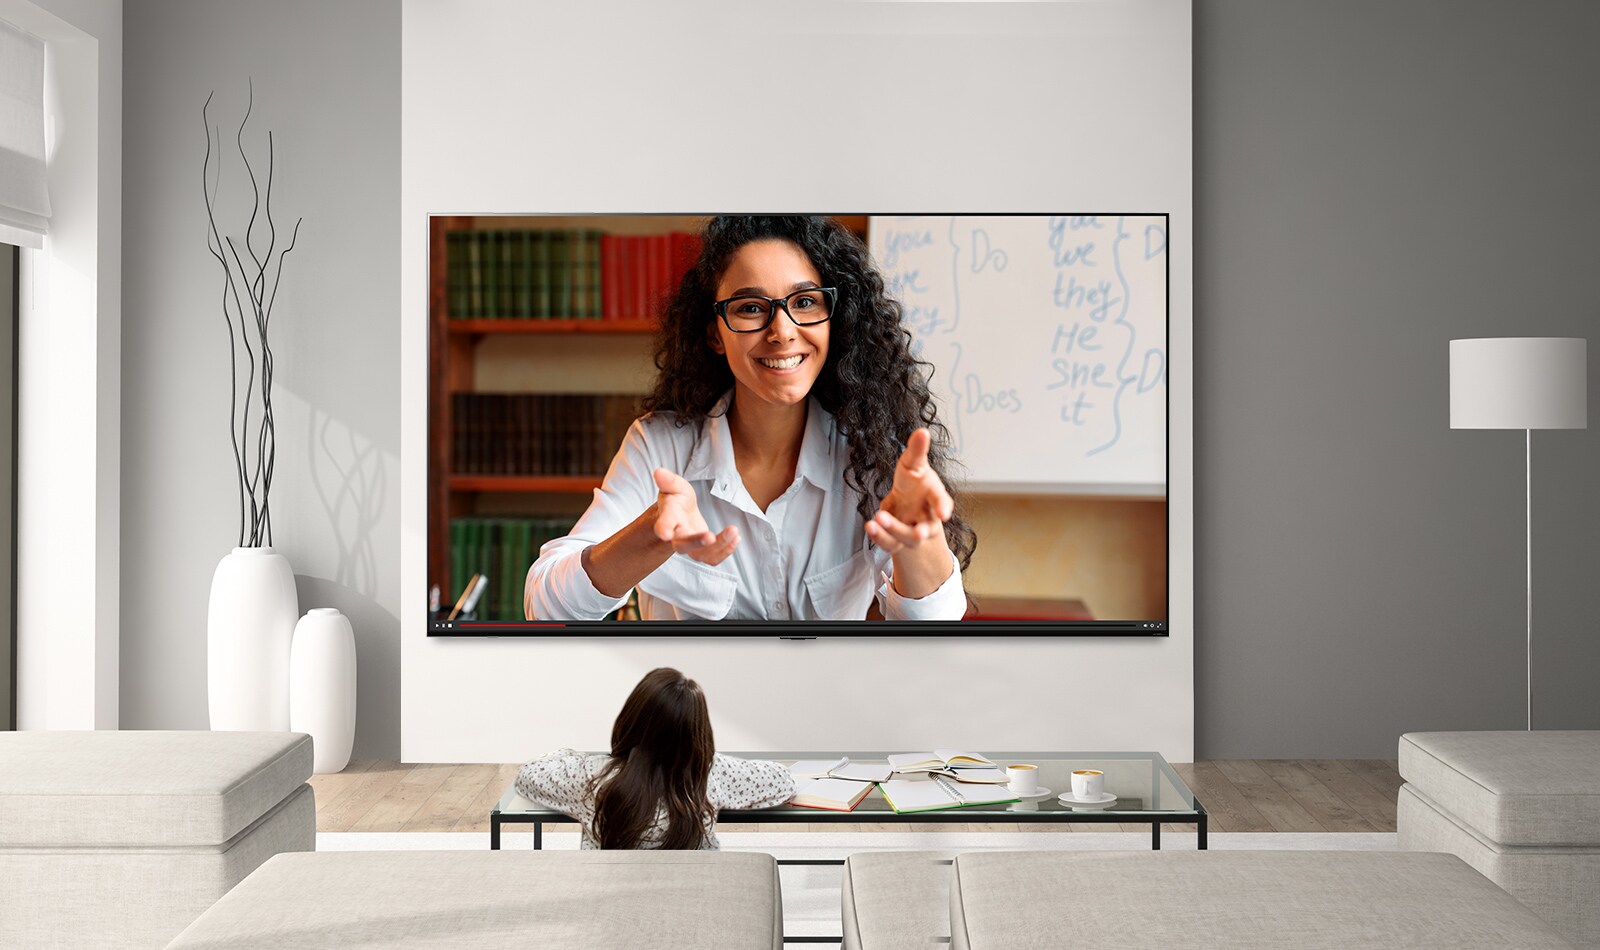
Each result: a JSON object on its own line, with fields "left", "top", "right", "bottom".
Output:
{"left": 680, "top": 390, "right": 841, "bottom": 495}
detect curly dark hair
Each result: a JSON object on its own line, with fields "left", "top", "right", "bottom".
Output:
{"left": 642, "top": 215, "right": 976, "bottom": 572}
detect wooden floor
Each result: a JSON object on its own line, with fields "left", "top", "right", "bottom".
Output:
{"left": 310, "top": 759, "right": 1403, "bottom": 835}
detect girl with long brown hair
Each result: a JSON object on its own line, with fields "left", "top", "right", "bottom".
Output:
{"left": 513, "top": 667, "right": 794, "bottom": 849}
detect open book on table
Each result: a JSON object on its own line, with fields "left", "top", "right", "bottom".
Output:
{"left": 788, "top": 757, "right": 894, "bottom": 783}
{"left": 887, "top": 750, "right": 1009, "bottom": 784}
{"left": 878, "top": 775, "right": 1021, "bottom": 814}
{"left": 789, "top": 777, "right": 876, "bottom": 812}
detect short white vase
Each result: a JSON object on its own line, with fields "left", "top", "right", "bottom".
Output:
{"left": 290, "top": 607, "right": 357, "bottom": 774}
{"left": 207, "top": 546, "right": 298, "bottom": 731}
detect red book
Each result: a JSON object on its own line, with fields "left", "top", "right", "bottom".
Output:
{"left": 653, "top": 234, "right": 672, "bottom": 316}
{"left": 627, "top": 236, "right": 648, "bottom": 321}
{"left": 788, "top": 777, "right": 874, "bottom": 812}
{"left": 600, "top": 234, "right": 619, "bottom": 319}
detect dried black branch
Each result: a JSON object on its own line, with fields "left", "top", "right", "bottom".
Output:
{"left": 204, "top": 84, "right": 299, "bottom": 548}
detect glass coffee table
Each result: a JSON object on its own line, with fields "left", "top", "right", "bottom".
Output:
{"left": 491, "top": 750, "right": 1207, "bottom": 851}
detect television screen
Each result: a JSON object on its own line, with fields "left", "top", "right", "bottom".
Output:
{"left": 427, "top": 214, "right": 1166, "bottom": 636}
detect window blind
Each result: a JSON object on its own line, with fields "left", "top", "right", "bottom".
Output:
{"left": 0, "top": 19, "right": 50, "bottom": 249}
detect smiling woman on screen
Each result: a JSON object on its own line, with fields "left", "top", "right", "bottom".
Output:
{"left": 524, "top": 215, "right": 975, "bottom": 622}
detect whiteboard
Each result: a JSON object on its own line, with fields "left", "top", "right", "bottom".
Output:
{"left": 868, "top": 215, "right": 1168, "bottom": 495}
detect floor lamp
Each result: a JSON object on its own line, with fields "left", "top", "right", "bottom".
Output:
{"left": 1449, "top": 337, "right": 1587, "bottom": 731}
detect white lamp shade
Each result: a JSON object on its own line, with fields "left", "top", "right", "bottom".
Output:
{"left": 1450, "top": 337, "right": 1587, "bottom": 430}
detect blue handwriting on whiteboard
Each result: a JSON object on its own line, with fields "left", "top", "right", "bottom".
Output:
{"left": 881, "top": 228, "right": 935, "bottom": 269}
{"left": 1052, "top": 274, "right": 1120, "bottom": 321}
{"left": 964, "top": 373, "right": 1022, "bottom": 414}
{"left": 968, "top": 229, "right": 1008, "bottom": 274}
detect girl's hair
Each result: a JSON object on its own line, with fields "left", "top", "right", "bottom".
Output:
{"left": 643, "top": 215, "right": 977, "bottom": 572}
{"left": 591, "top": 667, "right": 716, "bottom": 850}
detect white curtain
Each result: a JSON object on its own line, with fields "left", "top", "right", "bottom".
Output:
{"left": 0, "top": 18, "right": 50, "bottom": 249}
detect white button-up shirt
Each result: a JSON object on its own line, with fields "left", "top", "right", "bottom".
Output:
{"left": 524, "top": 392, "right": 965, "bottom": 621}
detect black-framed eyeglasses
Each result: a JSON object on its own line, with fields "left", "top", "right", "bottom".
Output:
{"left": 712, "top": 287, "right": 837, "bottom": 333}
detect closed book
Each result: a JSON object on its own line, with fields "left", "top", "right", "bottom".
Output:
{"left": 549, "top": 231, "right": 571, "bottom": 318}
{"left": 790, "top": 777, "right": 874, "bottom": 812}
{"left": 628, "top": 236, "right": 648, "bottom": 321}
{"left": 580, "top": 230, "right": 602, "bottom": 318}
{"left": 449, "top": 519, "right": 467, "bottom": 605}
{"left": 600, "top": 234, "right": 619, "bottom": 319}
{"left": 482, "top": 231, "right": 500, "bottom": 318}
{"left": 878, "top": 776, "right": 1020, "bottom": 814}
{"left": 516, "top": 230, "right": 534, "bottom": 318}
{"left": 501, "top": 229, "right": 519, "bottom": 318}
{"left": 465, "top": 231, "right": 483, "bottom": 318}
{"left": 529, "top": 231, "right": 550, "bottom": 318}
{"left": 447, "top": 231, "right": 469, "bottom": 319}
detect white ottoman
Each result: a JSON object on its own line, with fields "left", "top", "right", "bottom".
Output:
{"left": 948, "top": 851, "right": 1573, "bottom": 949}
{"left": 840, "top": 852, "right": 954, "bottom": 950}
{"left": 164, "top": 850, "right": 785, "bottom": 949}
{"left": 0, "top": 731, "right": 316, "bottom": 949}
{"left": 1398, "top": 731, "right": 1600, "bottom": 949}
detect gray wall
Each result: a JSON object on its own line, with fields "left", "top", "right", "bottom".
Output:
{"left": 1195, "top": 0, "right": 1600, "bottom": 756}
{"left": 119, "top": 0, "right": 1599, "bottom": 760}
{"left": 122, "top": 0, "right": 401, "bottom": 756}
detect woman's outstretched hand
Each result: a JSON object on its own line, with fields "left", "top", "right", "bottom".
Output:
{"left": 868, "top": 428, "right": 954, "bottom": 554}
{"left": 652, "top": 468, "right": 739, "bottom": 565}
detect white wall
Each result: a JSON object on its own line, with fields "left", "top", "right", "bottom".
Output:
{"left": 120, "top": 0, "right": 401, "bottom": 755}
{"left": 3, "top": 0, "right": 121, "bottom": 730}
{"left": 401, "top": 1, "right": 1196, "bottom": 762}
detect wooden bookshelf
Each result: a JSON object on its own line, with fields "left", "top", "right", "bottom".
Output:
{"left": 449, "top": 475, "right": 602, "bottom": 494}
{"left": 448, "top": 318, "right": 657, "bottom": 336}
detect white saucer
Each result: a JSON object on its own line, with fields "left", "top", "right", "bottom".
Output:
{"left": 1057, "top": 792, "right": 1117, "bottom": 807}
{"left": 1008, "top": 786, "right": 1053, "bottom": 800}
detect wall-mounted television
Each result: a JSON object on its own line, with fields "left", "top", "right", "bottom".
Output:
{"left": 426, "top": 214, "right": 1167, "bottom": 636}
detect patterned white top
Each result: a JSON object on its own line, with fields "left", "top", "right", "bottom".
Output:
{"left": 523, "top": 391, "right": 966, "bottom": 621}
{"left": 513, "top": 749, "right": 797, "bottom": 850}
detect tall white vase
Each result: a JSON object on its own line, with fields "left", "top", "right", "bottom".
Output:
{"left": 289, "top": 608, "right": 357, "bottom": 774}
{"left": 207, "top": 546, "right": 298, "bottom": 731}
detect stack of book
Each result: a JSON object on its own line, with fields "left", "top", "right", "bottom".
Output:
{"left": 451, "top": 393, "right": 643, "bottom": 478}
{"left": 447, "top": 515, "right": 578, "bottom": 620}
{"left": 445, "top": 229, "right": 700, "bottom": 321}
{"left": 877, "top": 751, "right": 1020, "bottom": 814}
{"left": 787, "top": 757, "right": 894, "bottom": 812}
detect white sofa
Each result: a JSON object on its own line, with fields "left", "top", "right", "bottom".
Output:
{"left": 0, "top": 731, "right": 315, "bottom": 949}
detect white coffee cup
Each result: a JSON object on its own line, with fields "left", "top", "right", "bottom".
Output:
{"left": 1006, "top": 764, "right": 1039, "bottom": 795}
{"left": 1071, "top": 769, "right": 1105, "bottom": 800}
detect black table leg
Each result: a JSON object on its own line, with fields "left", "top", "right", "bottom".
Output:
{"left": 1152, "top": 820, "right": 1161, "bottom": 850}
{"left": 534, "top": 820, "right": 542, "bottom": 851}
{"left": 491, "top": 815, "right": 501, "bottom": 851}
{"left": 1198, "top": 809, "right": 1208, "bottom": 850}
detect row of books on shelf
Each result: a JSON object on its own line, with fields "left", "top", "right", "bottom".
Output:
{"left": 788, "top": 752, "right": 1022, "bottom": 813}
{"left": 445, "top": 229, "right": 700, "bottom": 320}
{"left": 447, "top": 516, "right": 578, "bottom": 622}
{"left": 451, "top": 393, "right": 642, "bottom": 478}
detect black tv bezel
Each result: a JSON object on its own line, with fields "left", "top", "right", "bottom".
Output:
{"left": 426, "top": 212, "right": 1171, "bottom": 639}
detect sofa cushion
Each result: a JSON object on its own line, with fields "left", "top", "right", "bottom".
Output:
{"left": 164, "top": 850, "right": 784, "bottom": 949}
{"left": 1400, "top": 783, "right": 1600, "bottom": 948}
{"left": 1399, "top": 731, "right": 1600, "bottom": 846}
{"left": 0, "top": 731, "right": 313, "bottom": 848}
{"left": 949, "top": 851, "right": 1573, "bottom": 950}
{"left": 841, "top": 852, "right": 953, "bottom": 950}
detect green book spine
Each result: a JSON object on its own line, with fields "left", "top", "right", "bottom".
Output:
{"left": 566, "top": 230, "right": 582, "bottom": 319}
{"left": 531, "top": 231, "right": 550, "bottom": 319}
{"left": 501, "top": 229, "right": 517, "bottom": 319}
{"left": 449, "top": 518, "right": 466, "bottom": 606}
{"left": 486, "top": 231, "right": 503, "bottom": 318}
{"left": 460, "top": 519, "right": 481, "bottom": 606}
{"left": 518, "top": 231, "right": 534, "bottom": 319}
{"left": 446, "top": 232, "right": 466, "bottom": 319}
{"left": 588, "top": 231, "right": 604, "bottom": 318}
{"left": 550, "top": 231, "right": 571, "bottom": 318}
{"left": 573, "top": 230, "right": 590, "bottom": 318}
{"left": 465, "top": 233, "right": 482, "bottom": 318}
